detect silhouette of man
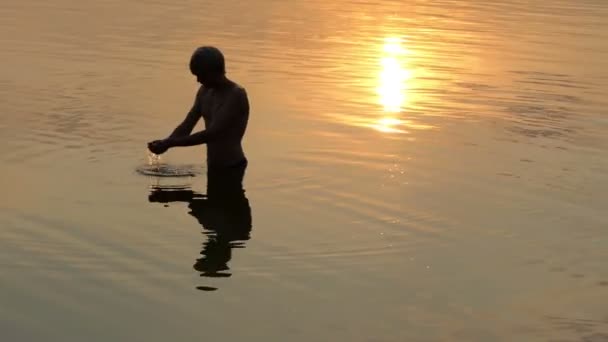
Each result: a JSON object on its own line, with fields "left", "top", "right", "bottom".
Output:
{"left": 147, "top": 46, "right": 252, "bottom": 288}
{"left": 148, "top": 46, "right": 249, "bottom": 170}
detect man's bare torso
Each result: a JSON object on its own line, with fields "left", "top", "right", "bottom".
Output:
{"left": 197, "top": 81, "right": 249, "bottom": 168}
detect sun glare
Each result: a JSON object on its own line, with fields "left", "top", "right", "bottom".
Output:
{"left": 375, "top": 37, "right": 411, "bottom": 132}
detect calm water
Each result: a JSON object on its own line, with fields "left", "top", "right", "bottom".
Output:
{"left": 1, "top": 1, "right": 608, "bottom": 341}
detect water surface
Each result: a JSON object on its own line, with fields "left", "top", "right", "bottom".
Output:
{"left": 1, "top": 1, "right": 608, "bottom": 341}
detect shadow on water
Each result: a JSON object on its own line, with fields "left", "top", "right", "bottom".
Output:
{"left": 147, "top": 161, "right": 252, "bottom": 292}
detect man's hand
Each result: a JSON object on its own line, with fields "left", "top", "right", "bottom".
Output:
{"left": 147, "top": 139, "right": 172, "bottom": 155}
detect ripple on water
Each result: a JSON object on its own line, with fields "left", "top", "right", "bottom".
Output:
{"left": 135, "top": 163, "right": 202, "bottom": 178}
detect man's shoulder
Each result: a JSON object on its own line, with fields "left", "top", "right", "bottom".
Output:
{"left": 230, "top": 83, "right": 249, "bottom": 112}
{"left": 231, "top": 82, "right": 247, "bottom": 96}
{"left": 229, "top": 82, "right": 248, "bottom": 103}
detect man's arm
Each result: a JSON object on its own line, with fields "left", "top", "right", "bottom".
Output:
{"left": 148, "top": 86, "right": 205, "bottom": 154}
{"left": 167, "top": 86, "right": 205, "bottom": 139}
{"left": 166, "top": 88, "right": 246, "bottom": 148}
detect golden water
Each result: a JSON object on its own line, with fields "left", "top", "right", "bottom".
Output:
{"left": 1, "top": 1, "right": 607, "bottom": 341}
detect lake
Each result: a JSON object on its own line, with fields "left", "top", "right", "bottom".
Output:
{"left": 1, "top": 0, "right": 607, "bottom": 341}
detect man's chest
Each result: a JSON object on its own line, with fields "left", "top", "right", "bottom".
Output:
{"left": 199, "top": 91, "right": 228, "bottom": 121}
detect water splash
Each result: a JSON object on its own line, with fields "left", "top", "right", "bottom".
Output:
{"left": 136, "top": 150, "right": 201, "bottom": 177}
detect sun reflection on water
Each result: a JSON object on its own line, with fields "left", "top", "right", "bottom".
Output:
{"left": 374, "top": 37, "right": 411, "bottom": 133}
{"left": 328, "top": 36, "right": 433, "bottom": 134}
{"left": 378, "top": 37, "right": 411, "bottom": 113}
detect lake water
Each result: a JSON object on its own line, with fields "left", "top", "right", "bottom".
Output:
{"left": 1, "top": 1, "right": 608, "bottom": 341}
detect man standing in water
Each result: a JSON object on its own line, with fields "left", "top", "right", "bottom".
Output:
{"left": 148, "top": 46, "right": 249, "bottom": 177}
{"left": 148, "top": 47, "right": 251, "bottom": 289}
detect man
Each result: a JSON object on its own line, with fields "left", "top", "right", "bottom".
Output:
{"left": 148, "top": 46, "right": 250, "bottom": 171}
{"left": 147, "top": 47, "right": 252, "bottom": 291}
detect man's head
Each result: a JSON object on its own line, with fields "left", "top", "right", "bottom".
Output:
{"left": 189, "top": 46, "right": 226, "bottom": 87}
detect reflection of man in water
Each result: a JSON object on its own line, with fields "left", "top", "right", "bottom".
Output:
{"left": 147, "top": 46, "right": 249, "bottom": 170}
{"left": 148, "top": 163, "right": 251, "bottom": 280}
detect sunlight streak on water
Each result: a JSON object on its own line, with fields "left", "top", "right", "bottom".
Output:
{"left": 371, "top": 37, "right": 429, "bottom": 134}
{"left": 378, "top": 37, "right": 411, "bottom": 114}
